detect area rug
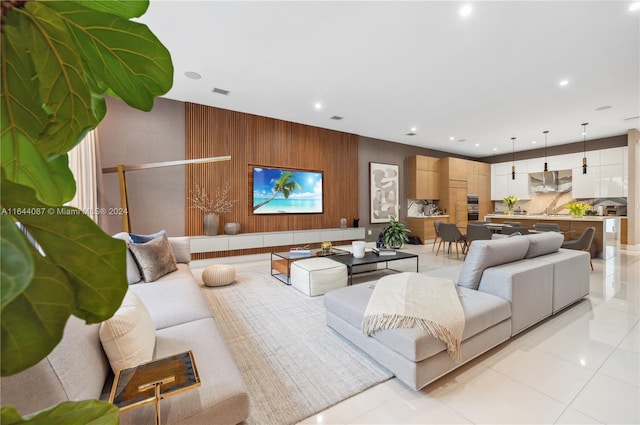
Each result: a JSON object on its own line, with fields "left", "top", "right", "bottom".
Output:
{"left": 193, "top": 261, "right": 393, "bottom": 425}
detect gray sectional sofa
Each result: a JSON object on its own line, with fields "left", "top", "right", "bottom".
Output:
{"left": 324, "top": 232, "right": 591, "bottom": 390}
{"left": 1, "top": 235, "right": 249, "bottom": 425}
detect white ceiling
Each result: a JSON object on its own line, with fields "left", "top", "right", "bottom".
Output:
{"left": 140, "top": 1, "right": 640, "bottom": 158}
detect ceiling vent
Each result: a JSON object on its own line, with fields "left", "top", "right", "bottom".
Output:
{"left": 330, "top": 116, "right": 344, "bottom": 120}
{"left": 212, "top": 87, "right": 230, "bottom": 96}
{"left": 406, "top": 132, "right": 417, "bottom": 136}
{"left": 457, "top": 138, "right": 467, "bottom": 142}
{"left": 623, "top": 115, "right": 639, "bottom": 121}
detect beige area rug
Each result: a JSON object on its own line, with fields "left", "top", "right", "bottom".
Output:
{"left": 193, "top": 262, "right": 393, "bottom": 425}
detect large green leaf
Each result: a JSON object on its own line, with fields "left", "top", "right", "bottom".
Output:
{"left": 78, "top": 0, "right": 149, "bottom": 19}
{"left": 1, "top": 246, "right": 75, "bottom": 376}
{"left": 0, "top": 215, "right": 34, "bottom": 309}
{"left": 1, "top": 178, "right": 127, "bottom": 324}
{"left": 1, "top": 400, "right": 119, "bottom": 425}
{"left": 49, "top": 1, "right": 173, "bottom": 111}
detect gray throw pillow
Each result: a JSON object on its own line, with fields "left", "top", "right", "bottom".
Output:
{"left": 524, "top": 232, "right": 564, "bottom": 258}
{"left": 457, "top": 237, "right": 530, "bottom": 290}
{"left": 128, "top": 236, "right": 178, "bottom": 282}
{"left": 113, "top": 232, "right": 142, "bottom": 284}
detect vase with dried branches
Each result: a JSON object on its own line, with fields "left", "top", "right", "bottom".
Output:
{"left": 189, "top": 183, "right": 238, "bottom": 235}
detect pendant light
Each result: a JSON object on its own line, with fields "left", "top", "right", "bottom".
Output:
{"left": 543, "top": 130, "right": 549, "bottom": 178}
{"left": 511, "top": 137, "right": 516, "bottom": 180}
{"left": 581, "top": 123, "right": 588, "bottom": 174}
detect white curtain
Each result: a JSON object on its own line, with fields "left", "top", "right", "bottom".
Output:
{"left": 67, "top": 130, "right": 98, "bottom": 222}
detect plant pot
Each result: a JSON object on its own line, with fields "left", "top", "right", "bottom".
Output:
{"left": 203, "top": 213, "right": 219, "bottom": 236}
{"left": 224, "top": 222, "right": 241, "bottom": 235}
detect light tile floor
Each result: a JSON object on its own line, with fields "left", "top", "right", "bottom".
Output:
{"left": 295, "top": 243, "right": 640, "bottom": 425}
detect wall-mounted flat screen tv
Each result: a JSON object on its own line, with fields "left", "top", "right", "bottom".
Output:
{"left": 251, "top": 166, "right": 323, "bottom": 214}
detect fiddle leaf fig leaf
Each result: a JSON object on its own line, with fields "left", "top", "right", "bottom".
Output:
{"left": 1, "top": 400, "right": 119, "bottom": 425}
{"left": 72, "top": 0, "right": 149, "bottom": 19}
{"left": 0, "top": 215, "right": 34, "bottom": 309}
{"left": 1, "top": 178, "right": 127, "bottom": 324}
{"left": 49, "top": 1, "right": 173, "bottom": 111}
{"left": 1, "top": 246, "right": 75, "bottom": 376}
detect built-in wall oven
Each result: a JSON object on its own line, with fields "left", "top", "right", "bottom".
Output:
{"left": 467, "top": 194, "right": 479, "bottom": 221}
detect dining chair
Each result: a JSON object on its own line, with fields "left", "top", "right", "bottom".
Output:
{"left": 501, "top": 226, "right": 530, "bottom": 235}
{"left": 562, "top": 227, "right": 595, "bottom": 270}
{"left": 431, "top": 220, "right": 444, "bottom": 252}
{"left": 436, "top": 223, "right": 467, "bottom": 260}
{"left": 533, "top": 223, "right": 561, "bottom": 232}
{"left": 464, "top": 224, "right": 493, "bottom": 259}
{"left": 503, "top": 221, "right": 522, "bottom": 227}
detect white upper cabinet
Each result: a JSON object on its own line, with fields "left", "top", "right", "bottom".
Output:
{"left": 572, "top": 166, "right": 600, "bottom": 198}
{"left": 599, "top": 147, "right": 624, "bottom": 166}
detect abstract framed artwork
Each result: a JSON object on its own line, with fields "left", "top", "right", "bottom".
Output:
{"left": 369, "top": 162, "right": 399, "bottom": 223}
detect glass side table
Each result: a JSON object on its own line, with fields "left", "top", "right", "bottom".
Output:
{"left": 109, "top": 350, "right": 200, "bottom": 425}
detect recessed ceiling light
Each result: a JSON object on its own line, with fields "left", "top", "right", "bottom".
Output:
{"left": 629, "top": 2, "right": 640, "bottom": 11}
{"left": 314, "top": 102, "right": 323, "bottom": 110}
{"left": 459, "top": 5, "right": 472, "bottom": 16}
{"left": 184, "top": 71, "right": 201, "bottom": 80}
{"left": 595, "top": 105, "right": 612, "bottom": 111}
{"left": 449, "top": 136, "right": 455, "bottom": 141}
{"left": 410, "top": 127, "right": 417, "bottom": 132}
{"left": 457, "top": 139, "right": 466, "bottom": 142}
{"left": 475, "top": 143, "right": 480, "bottom": 147}
{"left": 532, "top": 140, "right": 537, "bottom": 144}
{"left": 493, "top": 147, "right": 498, "bottom": 151}
{"left": 559, "top": 79, "right": 569, "bottom": 86}
{"left": 406, "top": 132, "right": 417, "bottom": 136}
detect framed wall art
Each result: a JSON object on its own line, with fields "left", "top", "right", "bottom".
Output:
{"left": 369, "top": 162, "right": 399, "bottom": 223}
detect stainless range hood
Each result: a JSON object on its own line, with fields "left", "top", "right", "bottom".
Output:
{"left": 529, "top": 169, "right": 572, "bottom": 193}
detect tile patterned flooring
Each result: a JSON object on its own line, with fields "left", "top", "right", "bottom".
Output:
{"left": 295, "top": 243, "right": 640, "bottom": 425}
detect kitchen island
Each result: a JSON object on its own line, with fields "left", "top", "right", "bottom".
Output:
{"left": 485, "top": 214, "right": 621, "bottom": 259}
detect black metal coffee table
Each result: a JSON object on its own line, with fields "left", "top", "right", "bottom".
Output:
{"left": 329, "top": 250, "right": 419, "bottom": 284}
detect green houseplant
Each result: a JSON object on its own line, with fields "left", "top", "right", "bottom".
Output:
{"left": 566, "top": 202, "right": 589, "bottom": 218}
{"left": 1, "top": 0, "right": 173, "bottom": 423}
{"left": 382, "top": 216, "right": 410, "bottom": 249}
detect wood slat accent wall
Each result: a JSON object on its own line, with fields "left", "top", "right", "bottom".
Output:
{"left": 185, "top": 103, "right": 359, "bottom": 255}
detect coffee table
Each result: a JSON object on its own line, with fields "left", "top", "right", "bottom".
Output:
{"left": 271, "top": 248, "right": 349, "bottom": 284}
{"left": 329, "top": 250, "right": 419, "bottom": 285}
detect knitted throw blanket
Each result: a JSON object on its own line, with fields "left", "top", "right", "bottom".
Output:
{"left": 362, "top": 272, "right": 465, "bottom": 362}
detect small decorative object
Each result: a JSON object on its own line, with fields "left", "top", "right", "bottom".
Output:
{"left": 340, "top": 218, "right": 347, "bottom": 229}
{"left": 503, "top": 195, "right": 520, "bottom": 215}
{"left": 320, "top": 241, "right": 333, "bottom": 254}
{"left": 566, "top": 202, "right": 589, "bottom": 218}
{"left": 353, "top": 218, "right": 359, "bottom": 228}
{"left": 382, "top": 216, "right": 410, "bottom": 249}
{"left": 189, "top": 182, "right": 238, "bottom": 235}
{"left": 224, "top": 222, "right": 240, "bottom": 235}
{"left": 352, "top": 241, "right": 366, "bottom": 259}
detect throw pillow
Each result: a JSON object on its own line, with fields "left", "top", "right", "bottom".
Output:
{"left": 129, "top": 230, "right": 166, "bottom": 244}
{"left": 128, "top": 236, "right": 178, "bottom": 282}
{"left": 457, "top": 237, "right": 530, "bottom": 290}
{"left": 524, "top": 232, "right": 564, "bottom": 258}
{"left": 112, "top": 232, "right": 142, "bottom": 284}
{"left": 99, "top": 290, "right": 156, "bottom": 373}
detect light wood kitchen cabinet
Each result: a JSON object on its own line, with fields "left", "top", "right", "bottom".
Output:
{"left": 407, "top": 216, "right": 449, "bottom": 244}
{"left": 408, "top": 156, "right": 440, "bottom": 199}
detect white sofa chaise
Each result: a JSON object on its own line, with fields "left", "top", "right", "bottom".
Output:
{"left": 324, "top": 232, "right": 591, "bottom": 390}
{"left": 1, "top": 234, "right": 250, "bottom": 425}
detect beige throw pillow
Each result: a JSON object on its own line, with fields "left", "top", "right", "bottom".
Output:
{"left": 99, "top": 290, "right": 156, "bottom": 373}
{"left": 128, "top": 235, "right": 178, "bottom": 282}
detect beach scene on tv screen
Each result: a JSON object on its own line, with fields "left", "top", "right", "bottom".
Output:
{"left": 253, "top": 167, "right": 323, "bottom": 214}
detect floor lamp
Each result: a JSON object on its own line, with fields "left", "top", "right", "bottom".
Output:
{"left": 102, "top": 155, "right": 231, "bottom": 232}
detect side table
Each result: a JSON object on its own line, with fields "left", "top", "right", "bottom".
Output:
{"left": 109, "top": 350, "right": 200, "bottom": 425}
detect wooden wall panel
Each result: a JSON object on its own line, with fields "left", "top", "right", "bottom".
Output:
{"left": 185, "top": 103, "right": 359, "bottom": 253}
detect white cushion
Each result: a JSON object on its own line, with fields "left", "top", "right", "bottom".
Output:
{"left": 290, "top": 258, "right": 348, "bottom": 296}
{"left": 524, "top": 232, "right": 564, "bottom": 258}
{"left": 113, "top": 232, "right": 142, "bottom": 284}
{"left": 99, "top": 290, "right": 156, "bottom": 373}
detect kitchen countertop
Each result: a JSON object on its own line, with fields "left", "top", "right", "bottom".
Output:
{"left": 407, "top": 215, "right": 450, "bottom": 219}
{"left": 485, "top": 214, "right": 620, "bottom": 222}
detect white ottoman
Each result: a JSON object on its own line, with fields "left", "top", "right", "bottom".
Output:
{"left": 290, "top": 257, "right": 348, "bottom": 297}
{"left": 202, "top": 264, "right": 236, "bottom": 287}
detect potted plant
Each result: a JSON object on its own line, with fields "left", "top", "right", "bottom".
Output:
{"left": 382, "top": 216, "right": 411, "bottom": 249}
{"left": 503, "top": 195, "right": 520, "bottom": 215}
{"left": 566, "top": 202, "right": 589, "bottom": 218}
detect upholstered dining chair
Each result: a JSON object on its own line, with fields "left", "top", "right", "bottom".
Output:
{"left": 436, "top": 223, "right": 466, "bottom": 260}
{"left": 431, "top": 220, "right": 444, "bottom": 252}
{"left": 464, "top": 224, "right": 493, "bottom": 259}
{"left": 562, "top": 226, "right": 595, "bottom": 270}
{"left": 533, "top": 222, "right": 561, "bottom": 232}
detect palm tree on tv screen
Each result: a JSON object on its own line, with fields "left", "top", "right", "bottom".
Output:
{"left": 253, "top": 171, "right": 302, "bottom": 211}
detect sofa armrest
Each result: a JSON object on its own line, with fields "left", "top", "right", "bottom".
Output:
{"left": 168, "top": 237, "right": 191, "bottom": 264}
{"left": 478, "top": 260, "right": 553, "bottom": 335}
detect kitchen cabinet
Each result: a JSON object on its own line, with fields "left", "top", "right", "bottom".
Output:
{"left": 407, "top": 215, "right": 449, "bottom": 243}
{"left": 408, "top": 155, "right": 440, "bottom": 199}
{"left": 491, "top": 164, "right": 530, "bottom": 200}
{"left": 572, "top": 166, "right": 600, "bottom": 198}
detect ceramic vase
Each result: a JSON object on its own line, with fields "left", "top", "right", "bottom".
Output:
{"left": 203, "top": 213, "right": 219, "bottom": 236}
{"left": 224, "top": 222, "right": 241, "bottom": 235}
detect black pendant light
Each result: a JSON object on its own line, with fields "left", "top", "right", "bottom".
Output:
{"left": 582, "top": 123, "right": 588, "bottom": 174}
{"left": 511, "top": 137, "right": 516, "bottom": 180}
{"left": 543, "top": 130, "right": 549, "bottom": 177}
